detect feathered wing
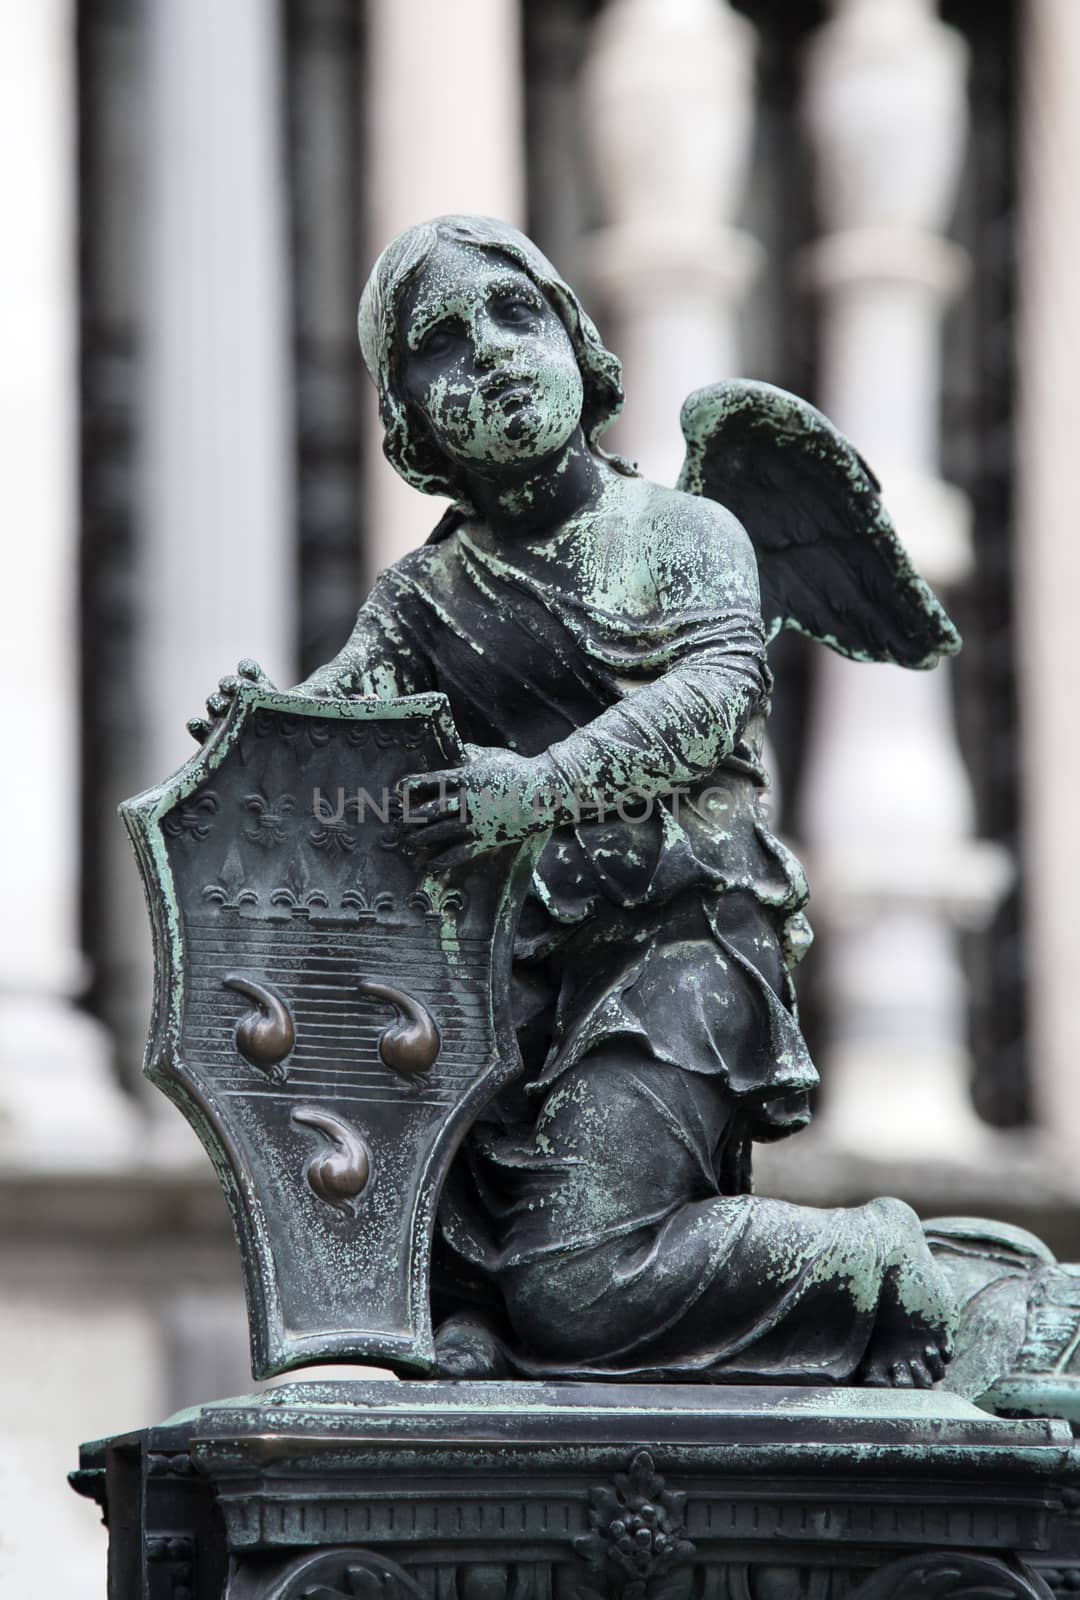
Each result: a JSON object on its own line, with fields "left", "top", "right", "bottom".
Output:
{"left": 676, "top": 379, "right": 961, "bottom": 669}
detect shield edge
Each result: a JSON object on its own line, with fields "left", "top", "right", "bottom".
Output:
{"left": 120, "top": 686, "right": 540, "bottom": 1379}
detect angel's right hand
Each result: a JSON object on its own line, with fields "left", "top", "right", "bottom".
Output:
{"left": 187, "top": 658, "right": 275, "bottom": 744}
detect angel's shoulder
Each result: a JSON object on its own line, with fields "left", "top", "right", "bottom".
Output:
{"left": 634, "top": 479, "right": 758, "bottom": 603}
{"left": 373, "top": 539, "right": 457, "bottom": 602}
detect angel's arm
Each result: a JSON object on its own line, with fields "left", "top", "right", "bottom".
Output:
{"left": 541, "top": 502, "right": 765, "bottom": 811}
{"left": 402, "top": 501, "right": 768, "bottom": 860}
{"left": 295, "top": 571, "right": 433, "bottom": 700}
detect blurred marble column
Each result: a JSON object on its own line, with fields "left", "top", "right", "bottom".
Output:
{"left": 0, "top": 0, "right": 136, "bottom": 1166}
{"left": 1015, "top": 0, "right": 1080, "bottom": 1151}
{"left": 365, "top": 0, "right": 525, "bottom": 571}
{"left": 799, "top": 0, "right": 1009, "bottom": 1157}
{"left": 140, "top": 0, "right": 296, "bottom": 783}
{"left": 581, "top": 0, "right": 762, "bottom": 487}
{"left": 136, "top": 0, "right": 296, "bottom": 1156}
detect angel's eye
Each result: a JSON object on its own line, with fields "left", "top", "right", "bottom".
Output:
{"left": 418, "top": 323, "right": 459, "bottom": 359}
{"left": 495, "top": 296, "right": 539, "bottom": 326}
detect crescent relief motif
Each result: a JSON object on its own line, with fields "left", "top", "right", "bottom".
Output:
{"left": 358, "top": 979, "right": 441, "bottom": 1077}
{"left": 290, "top": 1107, "right": 372, "bottom": 1216}
{"left": 222, "top": 973, "right": 295, "bottom": 1082}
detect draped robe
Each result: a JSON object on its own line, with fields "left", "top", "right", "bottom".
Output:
{"left": 300, "top": 502, "right": 919, "bottom": 1382}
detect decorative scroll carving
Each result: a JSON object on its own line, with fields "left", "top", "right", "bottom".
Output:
{"left": 309, "top": 816, "right": 359, "bottom": 856}
{"left": 223, "top": 974, "right": 295, "bottom": 1081}
{"left": 260, "top": 1546, "right": 426, "bottom": 1600}
{"left": 162, "top": 791, "right": 220, "bottom": 840}
{"left": 849, "top": 1553, "right": 1057, "bottom": 1600}
{"left": 291, "top": 1106, "right": 372, "bottom": 1215}
{"left": 408, "top": 885, "right": 468, "bottom": 919}
{"left": 358, "top": 978, "right": 440, "bottom": 1076}
{"left": 244, "top": 791, "right": 297, "bottom": 845}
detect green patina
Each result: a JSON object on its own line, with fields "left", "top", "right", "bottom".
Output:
{"left": 118, "top": 213, "right": 1080, "bottom": 1414}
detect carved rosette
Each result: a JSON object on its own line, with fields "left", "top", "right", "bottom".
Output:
{"left": 575, "top": 1451, "right": 695, "bottom": 1597}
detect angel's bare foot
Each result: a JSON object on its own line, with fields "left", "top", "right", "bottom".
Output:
{"left": 433, "top": 1312, "right": 510, "bottom": 1378}
{"left": 859, "top": 1201, "right": 957, "bottom": 1389}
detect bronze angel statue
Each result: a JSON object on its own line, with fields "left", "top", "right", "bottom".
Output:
{"left": 194, "top": 215, "right": 973, "bottom": 1391}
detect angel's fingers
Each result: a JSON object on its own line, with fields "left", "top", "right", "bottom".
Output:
{"left": 206, "top": 691, "right": 230, "bottom": 718}
{"left": 402, "top": 767, "right": 465, "bottom": 792}
{"left": 408, "top": 796, "right": 462, "bottom": 823}
{"left": 188, "top": 716, "right": 212, "bottom": 745}
{"left": 424, "top": 842, "right": 484, "bottom": 871}
{"left": 407, "top": 818, "right": 473, "bottom": 853}
{"left": 237, "top": 658, "right": 266, "bottom": 683}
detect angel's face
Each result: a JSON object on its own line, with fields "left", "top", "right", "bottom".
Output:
{"left": 399, "top": 240, "right": 584, "bottom": 472}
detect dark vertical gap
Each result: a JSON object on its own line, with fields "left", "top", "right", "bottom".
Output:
{"left": 284, "top": 0, "right": 366, "bottom": 677}
{"left": 730, "top": 0, "right": 824, "bottom": 816}
{"left": 730, "top": 0, "right": 827, "bottom": 1067}
{"left": 940, "top": 0, "right": 1026, "bottom": 1124}
{"left": 77, "top": 0, "right": 143, "bottom": 1085}
{"left": 522, "top": 0, "right": 601, "bottom": 274}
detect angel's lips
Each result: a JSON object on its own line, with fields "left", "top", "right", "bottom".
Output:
{"left": 479, "top": 374, "right": 536, "bottom": 405}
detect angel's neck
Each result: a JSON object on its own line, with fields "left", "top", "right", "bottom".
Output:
{"left": 460, "top": 429, "right": 604, "bottom": 544}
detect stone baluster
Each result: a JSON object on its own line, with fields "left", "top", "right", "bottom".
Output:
{"left": 798, "top": 0, "right": 1009, "bottom": 1157}
{"left": 364, "top": 0, "right": 526, "bottom": 572}
{"left": 1014, "top": 0, "right": 1080, "bottom": 1152}
{"left": 581, "top": 0, "right": 761, "bottom": 487}
{"left": 0, "top": 0, "right": 136, "bottom": 1165}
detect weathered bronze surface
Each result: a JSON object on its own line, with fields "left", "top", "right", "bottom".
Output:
{"left": 254, "top": 216, "right": 961, "bottom": 1388}
{"left": 122, "top": 685, "right": 536, "bottom": 1376}
{"left": 71, "top": 1381, "right": 1079, "bottom": 1599}
{"left": 127, "top": 215, "right": 1080, "bottom": 1400}
{"left": 79, "top": 207, "right": 1080, "bottom": 1598}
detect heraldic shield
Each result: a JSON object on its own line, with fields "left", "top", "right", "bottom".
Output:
{"left": 121, "top": 688, "right": 536, "bottom": 1379}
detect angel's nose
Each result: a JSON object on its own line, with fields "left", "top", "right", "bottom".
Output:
{"left": 470, "top": 313, "right": 515, "bottom": 369}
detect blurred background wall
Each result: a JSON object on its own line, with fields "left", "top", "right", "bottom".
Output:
{"left": 2, "top": 0, "right": 1079, "bottom": 1591}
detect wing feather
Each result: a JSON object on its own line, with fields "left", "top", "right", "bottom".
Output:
{"left": 677, "top": 380, "right": 960, "bottom": 668}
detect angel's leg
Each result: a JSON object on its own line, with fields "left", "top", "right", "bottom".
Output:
{"left": 496, "top": 1044, "right": 955, "bottom": 1381}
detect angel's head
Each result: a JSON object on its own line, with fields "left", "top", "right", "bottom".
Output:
{"left": 358, "top": 215, "right": 629, "bottom": 506}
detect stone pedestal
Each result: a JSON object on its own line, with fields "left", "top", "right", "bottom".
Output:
{"left": 73, "top": 1380, "right": 1080, "bottom": 1600}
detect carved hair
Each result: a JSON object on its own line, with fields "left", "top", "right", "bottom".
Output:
{"left": 358, "top": 214, "right": 635, "bottom": 510}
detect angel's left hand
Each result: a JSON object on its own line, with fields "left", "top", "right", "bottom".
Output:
{"left": 399, "top": 746, "right": 568, "bottom": 868}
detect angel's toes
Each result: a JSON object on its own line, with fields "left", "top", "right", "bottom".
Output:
{"left": 924, "top": 1342, "right": 948, "bottom": 1381}
{"left": 433, "top": 1313, "right": 510, "bottom": 1379}
{"left": 894, "top": 1261, "right": 958, "bottom": 1358}
{"left": 906, "top": 1356, "right": 935, "bottom": 1388}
